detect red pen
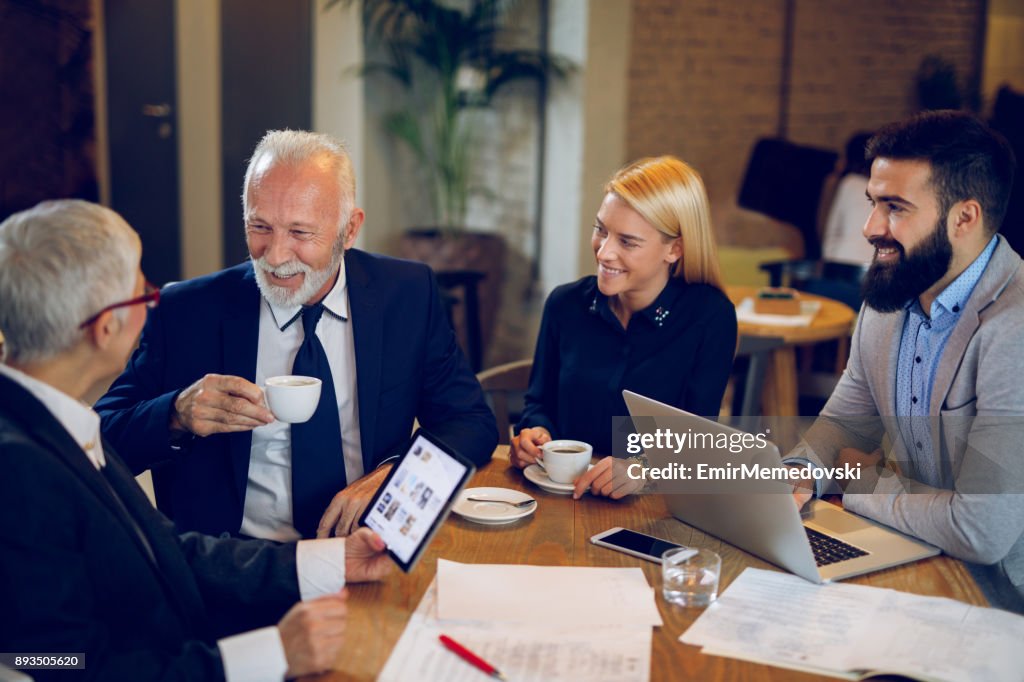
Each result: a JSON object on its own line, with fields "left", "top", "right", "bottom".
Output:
{"left": 439, "top": 634, "right": 508, "bottom": 681}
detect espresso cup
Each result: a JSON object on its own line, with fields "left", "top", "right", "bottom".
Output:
{"left": 264, "top": 375, "right": 322, "bottom": 424}
{"left": 539, "top": 440, "right": 593, "bottom": 484}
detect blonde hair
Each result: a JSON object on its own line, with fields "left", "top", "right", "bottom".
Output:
{"left": 605, "top": 156, "right": 723, "bottom": 290}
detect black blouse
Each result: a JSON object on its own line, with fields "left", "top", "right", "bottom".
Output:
{"left": 517, "top": 276, "right": 738, "bottom": 456}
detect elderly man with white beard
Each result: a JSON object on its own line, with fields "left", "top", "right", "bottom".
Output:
{"left": 97, "top": 130, "right": 497, "bottom": 543}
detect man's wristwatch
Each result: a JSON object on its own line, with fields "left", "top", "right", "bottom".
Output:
{"left": 629, "top": 453, "right": 650, "bottom": 469}
{"left": 627, "top": 453, "right": 655, "bottom": 493}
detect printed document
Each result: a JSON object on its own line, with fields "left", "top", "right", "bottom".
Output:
{"left": 682, "top": 568, "right": 1024, "bottom": 682}
{"left": 380, "top": 578, "right": 652, "bottom": 682}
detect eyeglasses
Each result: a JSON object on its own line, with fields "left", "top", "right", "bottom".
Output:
{"left": 79, "top": 281, "right": 161, "bottom": 329}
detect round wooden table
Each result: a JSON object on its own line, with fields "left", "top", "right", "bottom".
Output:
{"left": 726, "top": 286, "right": 856, "bottom": 417}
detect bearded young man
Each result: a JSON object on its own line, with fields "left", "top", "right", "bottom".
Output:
{"left": 96, "top": 131, "right": 497, "bottom": 542}
{"left": 787, "top": 111, "right": 1024, "bottom": 613}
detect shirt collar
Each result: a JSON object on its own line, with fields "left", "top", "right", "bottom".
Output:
{"left": 909, "top": 234, "right": 998, "bottom": 319}
{"left": 267, "top": 258, "right": 350, "bottom": 331}
{"left": 636, "top": 278, "right": 684, "bottom": 327}
{"left": 0, "top": 363, "right": 105, "bottom": 469}
{"left": 587, "top": 276, "right": 684, "bottom": 329}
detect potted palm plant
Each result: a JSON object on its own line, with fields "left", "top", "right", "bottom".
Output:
{"left": 329, "top": 0, "right": 572, "bottom": 363}
{"left": 334, "top": 0, "right": 571, "bottom": 226}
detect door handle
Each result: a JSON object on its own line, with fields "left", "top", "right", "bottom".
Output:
{"left": 141, "top": 103, "right": 172, "bottom": 117}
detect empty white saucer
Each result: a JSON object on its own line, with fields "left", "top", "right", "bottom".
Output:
{"left": 523, "top": 463, "right": 593, "bottom": 495}
{"left": 452, "top": 487, "right": 537, "bottom": 525}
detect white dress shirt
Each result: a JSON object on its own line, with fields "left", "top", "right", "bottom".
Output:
{"left": 822, "top": 174, "right": 875, "bottom": 265}
{"left": 0, "top": 364, "right": 348, "bottom": 682}
{"left": 242, "top": 260, "right": 364, "bottom": 542}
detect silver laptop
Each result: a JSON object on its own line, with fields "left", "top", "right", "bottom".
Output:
{"left": 623, "top": 390, "right": 939, "bottom": 583}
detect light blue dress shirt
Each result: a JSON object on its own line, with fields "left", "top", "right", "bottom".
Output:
{"left": 895, "top": 235, "right": 998, "bottom": 486}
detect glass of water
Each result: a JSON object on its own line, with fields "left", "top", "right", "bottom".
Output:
{"left": 661, "top": 547, "right": 721, "bottom": 607}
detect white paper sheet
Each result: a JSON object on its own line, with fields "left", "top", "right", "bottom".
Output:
{"left": 379, "top": 578, "right": 653, "bottom": 682}
{"left": 435, "top": 559, "right": 663, "bottom": 627}
{"left": 681, "top": 567, "right": 877, "bottom": 671}
{"left": 681, "top": 568, "right": 1024, "bottom": 682}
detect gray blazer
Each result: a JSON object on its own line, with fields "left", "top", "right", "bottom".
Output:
{"left": 796, "top": 235, "right": 1024, "bottom": 594}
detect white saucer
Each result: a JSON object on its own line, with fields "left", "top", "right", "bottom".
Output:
{"left": 452, "top": 487, "right": 537, "bottom": 525}
{"left": 523, "top": 464, "right": 593, "bottom": 495}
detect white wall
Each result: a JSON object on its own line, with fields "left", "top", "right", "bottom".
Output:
{"left": 541, "top": 0, "right": 632, "bottom": 292}
{"left": 540, "top": 0, "right": 587, "bottom": 292}
{"left": 313, "top": 0, "right": 367, "bottom": 249}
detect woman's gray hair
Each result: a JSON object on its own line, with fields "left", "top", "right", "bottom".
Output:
{"left": 0, "top": 200, "right": 140, "bottom": 364}
{"left": 242, "top": 129, "right": 356, "bottom": 230}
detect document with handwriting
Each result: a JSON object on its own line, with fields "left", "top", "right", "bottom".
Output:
{"left": 682, "top": 568, "right": 1024, "bottom": 682}
{"left": 379, "top": 578, "right": 652, "bottom": 682}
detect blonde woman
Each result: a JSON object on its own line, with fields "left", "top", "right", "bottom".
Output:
{"left": 511, "top": 156, "right": 737, "bottom": 498}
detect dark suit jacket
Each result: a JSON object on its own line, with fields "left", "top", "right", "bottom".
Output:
{"left": 96, "top": 249, "right": 497, "bottom": 535}
{"left": 0, "top": 375, "right": 300, "bottom": 682}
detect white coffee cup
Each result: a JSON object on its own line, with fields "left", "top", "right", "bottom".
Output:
{"left": 539, "top": 439, "right": 593, "bottom": 484}
{"left": 264, "top": 375, "right": 322, "bottom": 424}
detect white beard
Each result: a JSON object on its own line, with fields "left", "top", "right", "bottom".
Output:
{"left": 252, "top": 250, "right": 342, "bottom": 308}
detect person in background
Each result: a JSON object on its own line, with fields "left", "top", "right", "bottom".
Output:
{"left": 96, "top": 130, "right": 497, "bottom": 542}
{"left": 788, "top": 111, "right": 1024, "bottom": 614}
{"left": 0, "top": 200, "right": 392, "bottom": 680}
{"left": 821, "top": 131, "right": 875, "bottom": 265}
{"left": 511, "top": 156, "right": 738, "bottom": 499}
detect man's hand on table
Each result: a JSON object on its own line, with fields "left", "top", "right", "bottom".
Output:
{"left": 317, "top": 465, "right": 392, "bottom": 538}
{"left": 278, "top": 591, "right": 348, "bottom": 678}
{"left": 790, "top": 474, "right": 814, "bottom": 511}
{"left": 573, "top": 456, "right": 645, "bottom": 500}
{"left": 510, "top": 426, "right": 551, "bottom": 469}
{"left": 170, "top": 373, "right": 274, "bottom": 437}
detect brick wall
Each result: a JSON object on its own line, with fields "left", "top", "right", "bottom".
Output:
{"left": 626, "top": 0, "right": 985, "bottom": 207}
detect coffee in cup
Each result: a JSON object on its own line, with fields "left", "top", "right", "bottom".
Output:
{"left": 265, "top": 375, "right": 322, "bottom": 424}
{"left": 539, "top": 439, "right": 593, "bottom": 484}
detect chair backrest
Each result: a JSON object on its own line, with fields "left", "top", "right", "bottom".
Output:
{"left": 737, "top": 138, "right": 839, "bottom": 259}
{"left": 991, "top": 85, "right": 1024, "bottom": 255}
{"left": 734, "top": 335, "right": 786, "bottom": 420}
{"left": 476, "top": 359, "right": 533, "bottom": 445}
{"left": 436, "top": 270, "right": 486, "bottom": 373}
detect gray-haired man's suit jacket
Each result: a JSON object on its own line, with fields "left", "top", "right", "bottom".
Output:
{"left": 796, "top": 235, "right": 1024, "bottom": 600}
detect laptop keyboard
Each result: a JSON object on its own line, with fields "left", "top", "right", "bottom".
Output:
{"left": 805, "top": 527, "right": 869, "bottom": 566}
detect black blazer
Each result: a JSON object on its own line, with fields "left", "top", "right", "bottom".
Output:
{"left": 96, "top": 249, "right": 498, "bottom": 535}
{"left": 0, "top": 374, "right": 300, "bottom": 681}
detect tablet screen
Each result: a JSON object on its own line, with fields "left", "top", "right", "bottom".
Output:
{"left": 361, "top": 430, "right": 474, "bottom": 571}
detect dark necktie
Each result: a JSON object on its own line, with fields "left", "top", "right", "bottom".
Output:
{"left": 290, "top": 303, "right": 347, "bottom": 538}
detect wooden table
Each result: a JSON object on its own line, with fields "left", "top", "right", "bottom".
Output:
{"left": 727, "top": 286, "right": 856, "bottom": 417}
{"left": 325, "top": 449, "right": 985, "bottom": 681}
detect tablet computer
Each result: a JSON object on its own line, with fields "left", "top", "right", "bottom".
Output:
{"left": 360, "top": 429, "right": 476, "bottom": 572}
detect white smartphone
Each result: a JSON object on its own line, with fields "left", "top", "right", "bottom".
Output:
{"left": 590, "top": 527, "right": 687, "bottom": 563}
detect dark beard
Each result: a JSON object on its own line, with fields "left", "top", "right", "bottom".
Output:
{"left": 861, "top": 219, "right": 953, "bottom": 313}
